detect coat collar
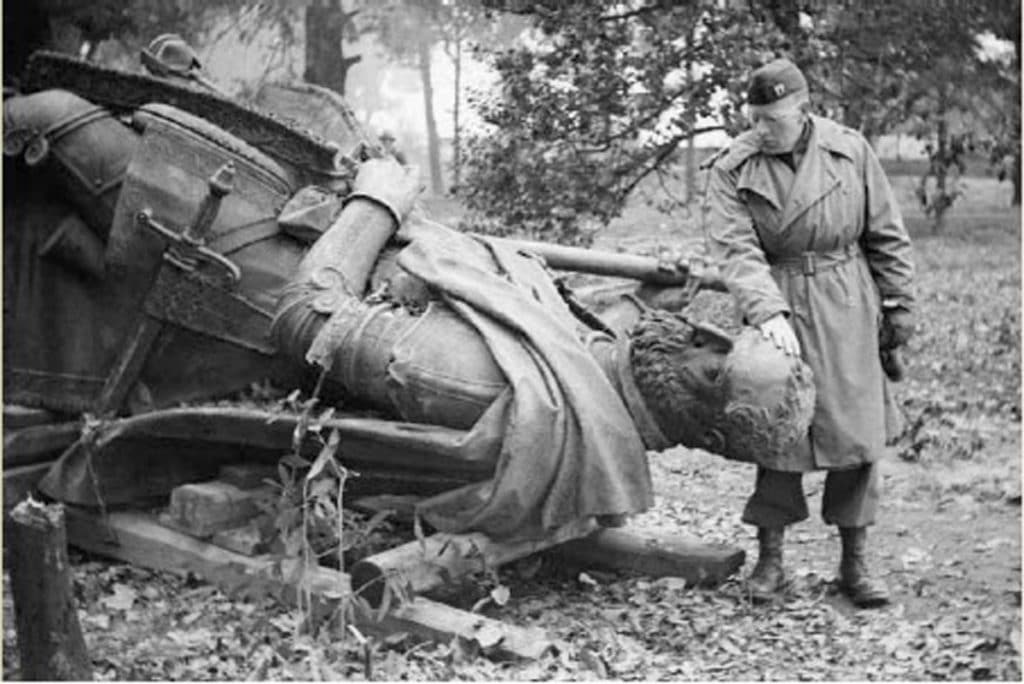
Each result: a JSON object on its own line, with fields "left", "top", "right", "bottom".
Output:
{"left": 721, "top": 116, "right": 857, "bottom": 226}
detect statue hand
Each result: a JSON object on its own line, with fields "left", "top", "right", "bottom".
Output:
{"left": 757, "top": 313, "right": 801, "bottom": 357}
{"left": 348, "top": 157, "right": 423, "bottom": 226}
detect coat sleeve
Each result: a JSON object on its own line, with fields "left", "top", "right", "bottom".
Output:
{"left": 705, "top": 164, "right": 790, "bottom": 326}
{"left": 859, "top": 141, "right": 915, "bottom": 312}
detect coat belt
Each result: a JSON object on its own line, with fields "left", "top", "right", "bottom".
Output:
{"left": 769, "top": 243, "right": 859, "bottom": 276}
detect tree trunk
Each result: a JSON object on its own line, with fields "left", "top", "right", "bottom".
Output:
{"left": 304, "top": 1, "right": 361, "bottom": 96}
{"left": 1012, "top": 149, "right": 1021, "bottom": 206}
{"left": 452, "top": 36, "right": 462, "bottom": 194}
{"left": 684, "top": 46, "right": 695, "bottom": 202}
{"left": 933, "top": 116, "right": 949, "bottom": 234}
{"left": 417, "top": 36, "right": 444, "bottom": 195}
{"left": 8, "top": 498, "right": 92, "bottom": 681}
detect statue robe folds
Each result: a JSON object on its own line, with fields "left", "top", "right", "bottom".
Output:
{"left": 388, "top": 232, "right": 655, "bottom": 540}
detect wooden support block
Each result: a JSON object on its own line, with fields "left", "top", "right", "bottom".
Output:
{"left": 218, "top": 463, "right": 278, "bottom": 490}
{"left": 211, "top": 518, "right": 268, "bottom": 556}
{"left": 164, "top": 481, "right": 274, "bottom": 538}
{"left": 351, "top": 520, "right": 598, "bottom": 607}
{"left": 365, "top": 597, "right": 553, "bottom": 661}
{"left": 3, "top": 461, "right": 54, "bottom": 510}
{"left": 547, "top": 527, "right": 745, "bottom": 586}
{"left": 62, "top": 507, "right": 550, "bottom": 660}
{"left": 65, "top": 506, "right": 347, "bottom": 597}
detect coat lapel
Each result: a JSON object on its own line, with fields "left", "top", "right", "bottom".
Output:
{"left": 779, "top": 119, "right": 842, "bottom": 231}
{"left": 736, "top": 156, "right": 785, "bottom": 211}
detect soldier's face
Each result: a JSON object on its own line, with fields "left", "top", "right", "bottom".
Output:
{"left": 749, "top": 102, "right": 805, "bottom": 154}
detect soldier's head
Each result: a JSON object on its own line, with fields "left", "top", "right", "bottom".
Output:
{"left": 746, "top": 58, "right": 810, "bottom": 154}
{"left": 627, "top": 295, "right": 815, "bottom": 465}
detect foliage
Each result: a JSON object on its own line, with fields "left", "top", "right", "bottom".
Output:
{"left": 461, "top": 0, "right": 1021, "bottom": 242}
{"left": 460, "top": 2, "right": 787, "bottom": 245}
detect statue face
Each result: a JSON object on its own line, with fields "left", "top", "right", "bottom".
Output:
{"left": 711, "top": 328, "right": 816, "bottom": 463}
{"left": 630, "top": 316, "right": 814, "bottom": 462}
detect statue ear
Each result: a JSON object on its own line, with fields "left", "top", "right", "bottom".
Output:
{"left": 689, "top": 319, "right": 734, "bottom": 353}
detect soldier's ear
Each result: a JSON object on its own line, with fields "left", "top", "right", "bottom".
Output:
{"left": 689, "top": 319, "right": 734, "bottom": 353}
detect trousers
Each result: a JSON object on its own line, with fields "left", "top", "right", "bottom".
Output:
{"left": 741, "top": 463, "right": 879, "bottom": 528}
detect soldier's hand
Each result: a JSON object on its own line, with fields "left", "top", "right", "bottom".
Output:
{"left": 758, "top": 313, "right": 801, "bottom": 357}
{"left": 349, "top": 157, "right": 423, "bottom": 226}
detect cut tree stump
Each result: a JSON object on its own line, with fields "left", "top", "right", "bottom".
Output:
{"left": 62, "top": 506, "right": 551, "bottom": 660}
{"left": 8, "top": 498, "right": 93, "bottom": 681}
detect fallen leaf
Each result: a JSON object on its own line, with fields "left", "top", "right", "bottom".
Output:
{"left": 101, "top": 583, "right": 137, "bottom": 612}
{"left": 473, "top": 623, "right": 505, "bottom": 650}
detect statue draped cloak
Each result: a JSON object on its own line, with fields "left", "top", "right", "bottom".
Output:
{"left": 372, "top": 230, "right": 656, "bottom": 540}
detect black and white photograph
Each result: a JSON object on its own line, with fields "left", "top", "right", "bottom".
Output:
{"left": 2, "top": 0, "right": 1020, "bottom": 679}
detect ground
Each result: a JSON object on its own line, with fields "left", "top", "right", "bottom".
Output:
{"left": 3, "top": 175, "right": 1020, "bottom": 680}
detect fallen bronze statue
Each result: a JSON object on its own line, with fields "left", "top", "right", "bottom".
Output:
{"left": 3, "top": 48, "right": 815, "bottom": 625}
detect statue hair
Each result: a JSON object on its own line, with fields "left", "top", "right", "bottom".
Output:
{"left": 627, "top": 308, "right": 729, "bottom": 448}
{"left": 626, "top": 304, "right": 815, "bottom": 461}
{"left": 719, "top": 360, "right": 815, "bottom": 463}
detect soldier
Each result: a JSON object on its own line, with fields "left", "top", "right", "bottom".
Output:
{"left": 704, "top": 58, "right": 915, "bottom": 607}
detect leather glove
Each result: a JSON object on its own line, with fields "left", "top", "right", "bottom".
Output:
{"left": 345, "top": 157, "right": 422, "bottom": 226}
{"left": 879, "top": 307, "right": 914, "bottom": 350}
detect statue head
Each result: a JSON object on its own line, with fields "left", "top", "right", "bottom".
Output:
{"left": 626, "top": 297, "right": 815, "bottom": 465}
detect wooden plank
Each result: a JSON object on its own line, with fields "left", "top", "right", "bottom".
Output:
{"left": 351, "top": 520, "right": 599, "bottom": 607}
{"left": 3, "top": 462, "right": 54, "bottom": 509}
{"left": 365, "top": 598, "right": 552, "bottom": 660}
{"left": 548, "top": 527, "right": 745, "bottom": 587}
{"left": 62, "top": 507, "right": 550, "bottom": 660}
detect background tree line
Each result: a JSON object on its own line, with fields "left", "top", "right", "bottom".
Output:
{"left": 4, "top": 0, "right": 1019, "bottom": 244}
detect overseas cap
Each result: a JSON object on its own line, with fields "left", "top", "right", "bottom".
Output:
{"left": 747, "top": 58, "right": 808, "bottom": 106}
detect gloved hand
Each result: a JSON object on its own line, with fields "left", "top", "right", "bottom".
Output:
{"left": 346, "top": 157, "right": 422, "bottom": 227}
{"left": 879, "top": 307, "right": 914, "bottom": 350}
{"left": 757, "top": 313, "right": 801, "bottom": 357}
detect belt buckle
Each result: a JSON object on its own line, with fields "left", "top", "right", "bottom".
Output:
{"left": 801, "top": 252, "right": 815, "bottom": 276}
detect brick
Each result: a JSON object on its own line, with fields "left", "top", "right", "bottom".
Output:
{"left": 163, "top": 481, "right": 274, "bottom": 538}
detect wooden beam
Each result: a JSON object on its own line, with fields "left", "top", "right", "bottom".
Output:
{"left": 548, "top": 527, "right": 745, "bottom": 587}
{"left": 62, "top": 507, "right": 550, "bottom": 660}
{"left": 350, "top": 520, "right": 599, "bottom": 607}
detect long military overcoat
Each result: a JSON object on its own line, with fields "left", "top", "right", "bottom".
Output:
{"left": 705, "top": 115, "right": 914, "bottom": 472}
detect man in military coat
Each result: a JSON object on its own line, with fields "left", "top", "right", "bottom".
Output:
{"left": 704, "top": 58, "right": 915, "bottom": 607}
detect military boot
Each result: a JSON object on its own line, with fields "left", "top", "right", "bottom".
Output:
{"left": 745, "top": 527, "right": 786, "bottom": 602}
{"left": 838, "top": 526, "right": 890, "bottom": 608}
